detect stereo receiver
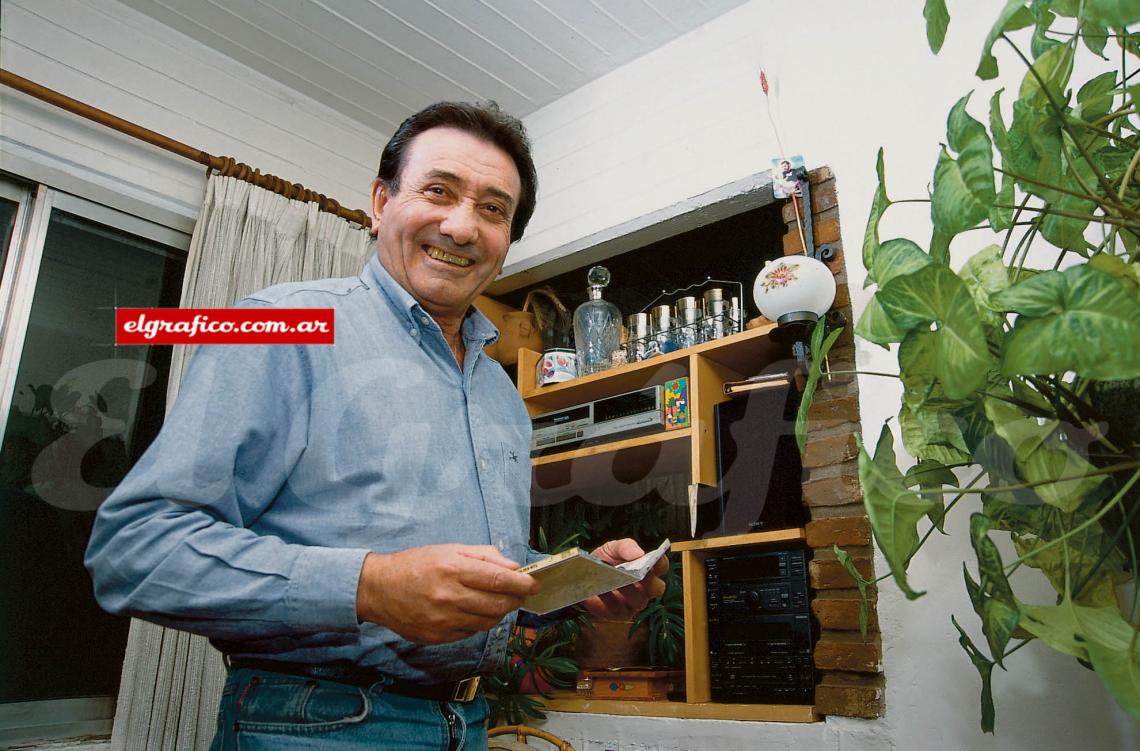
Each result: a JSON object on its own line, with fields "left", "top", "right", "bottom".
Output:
{"left": 706, "top": 547, "right": 816, "bottom": 703}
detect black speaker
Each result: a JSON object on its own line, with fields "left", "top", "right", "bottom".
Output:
{"left": 697, "top": 384, "right": 805, "bottom": 538}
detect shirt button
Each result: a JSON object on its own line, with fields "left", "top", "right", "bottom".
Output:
{"left": 409, "top": 328, "right": 417, "bottom": 336}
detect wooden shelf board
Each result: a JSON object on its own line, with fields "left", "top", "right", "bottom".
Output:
{"left": 532, "top": 428, "right": 691, "bottom": 466}
{"left": 540, "top": 694, "right": 818, "bottom": 723}
{"left": 671, "top": 527, "right": 806, "bottom": 553}
{"left": 518, "top": 324, "right": 787, "bottom": 414}
{"left": 523, "top": 358, "right": 689, "bottom": 416}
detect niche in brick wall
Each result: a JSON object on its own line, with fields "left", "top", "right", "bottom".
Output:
{"left": 493, "top": 167, "right": 884, "bottom": 719}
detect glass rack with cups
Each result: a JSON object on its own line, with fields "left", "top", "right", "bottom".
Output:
{"left": 625, "top": 289, "right": 743, "bottom": 365}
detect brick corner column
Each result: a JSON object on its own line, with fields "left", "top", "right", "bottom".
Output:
{"left": 783, "top": 167, "right": 885, "bottom": 720}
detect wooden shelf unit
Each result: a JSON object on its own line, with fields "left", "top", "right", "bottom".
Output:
{"left": 520, "top": 323, "right": 788, "bottom": 488}
{"left": 519, "top": 327, "right": 815, "bottom": 721}
{"left": 674, "top": 528, "right": 807, "bottom": 704}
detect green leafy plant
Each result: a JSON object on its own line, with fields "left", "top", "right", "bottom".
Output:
{"left": 799, "top": 1, "right": 1140, "bottom": 732}
{"left": 486, "top": 612, "right": 588, "bottom": 727}
{"left": 629, "top": 556, "right": 685, "bottom": 667}
{"left": 487, "top": 525, "right": 588, "bottom": 726}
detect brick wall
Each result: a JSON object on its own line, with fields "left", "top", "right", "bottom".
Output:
{"left": 784, "top": 167, "right": 884, "bottom": 719}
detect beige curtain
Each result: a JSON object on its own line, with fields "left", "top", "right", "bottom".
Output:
{"left": 111, "top": 174, "right": 371, "bottom": 751}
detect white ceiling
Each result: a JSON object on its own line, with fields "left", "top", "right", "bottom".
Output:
{"left": 117, "top": 0, "right": 749, "bottom": 135}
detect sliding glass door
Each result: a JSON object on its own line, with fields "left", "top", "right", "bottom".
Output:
{"left": 0, "top": 180, "right": 189, "bottom": 744}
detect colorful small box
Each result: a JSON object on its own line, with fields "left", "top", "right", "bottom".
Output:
{"left": 663, "top": 376, "right": 690, "bottom": 430}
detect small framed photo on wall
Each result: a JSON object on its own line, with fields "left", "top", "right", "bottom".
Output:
{"left": 771, "top": 154, "right": 804, "bottom": 199}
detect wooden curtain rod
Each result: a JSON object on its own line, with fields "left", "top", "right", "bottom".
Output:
{"left": 0, "top": 68, "right": 372, "bottom": 229}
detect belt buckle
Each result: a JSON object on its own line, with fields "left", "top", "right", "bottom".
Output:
{"left": 452, "top": 676, "right": 480, "bottom": 702}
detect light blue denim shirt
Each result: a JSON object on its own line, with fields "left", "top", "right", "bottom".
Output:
{"left": 86, "top": 254, "right": 535, "bottom": 682}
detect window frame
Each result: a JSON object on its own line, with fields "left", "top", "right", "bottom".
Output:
{"left": 0, "top": 178, "right": 191, "bottom": 745}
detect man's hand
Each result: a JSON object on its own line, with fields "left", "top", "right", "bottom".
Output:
{"left": 356, "top": 544, "right": 539, "bottom": 644}
{"left": 581, "top": 538, "right": 668, "bottom": 621}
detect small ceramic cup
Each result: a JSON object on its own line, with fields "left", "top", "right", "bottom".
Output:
{"left": 537, "top": 348, "right": 577, "bottom": 386}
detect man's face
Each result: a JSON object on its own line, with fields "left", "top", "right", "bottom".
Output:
{"left": 371, "top": 127, "right": 521, "bottom": 324}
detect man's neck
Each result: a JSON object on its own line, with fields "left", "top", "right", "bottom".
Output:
{"left": 437, "top": 318, "right": 466, "bottom": 370}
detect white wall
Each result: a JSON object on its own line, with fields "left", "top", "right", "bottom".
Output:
{"left": 522, "top": 1, "right": 1140, "bottom": 749}
{"left": 0, "top": 0, "right": 381, "bottom": 233}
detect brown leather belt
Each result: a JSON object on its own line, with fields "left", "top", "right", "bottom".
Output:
{"left": 224, "top": 657, "right": 482, "bottom": 703}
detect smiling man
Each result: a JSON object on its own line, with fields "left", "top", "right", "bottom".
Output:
{"left": 86, "top": 102, "right": 664, "bottom": 751}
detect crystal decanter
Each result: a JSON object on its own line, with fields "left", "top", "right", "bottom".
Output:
{"left": 572, "top": 265, "right": 622, "bottom": 376}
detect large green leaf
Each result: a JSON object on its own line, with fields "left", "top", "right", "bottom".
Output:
{"left": 1082, "top": 0, "right": 1140, "bottom": 29}
{"left": 1079, "top": 604, "right": 1140, "bottom": 722}
{"left": 930, "top": 95, "right": 999, "bottom": 263}
{"left": 1039, "top": 192, "right": 1096, "bottom": 255}
{"left": 984, "top": 494, "right": 1045, "bottom": 537}
{"left": 1092, "top": 144, "right": 1139, "bottom": 183}
{"left": 947, "top": 94, "right": 998, "bottom": 202}
{"left": 1075, "top": 71, "right": 1119, "bottom": 122}
{"left": 855, "top": 296, "right": 909, "bottom": 346}
{"left": 968, "top": 514, "right": 1021, "bottom": 664}
{"left": 978, "top": 1, "right": 1036, "bottom": 80}
{"left": 952, "top": 615, "right": 997, "bottom": 733}
{"left": 988, "top": 90, "right": 1015, "bottom": 231}
{"left": 898, "top": 329, "right": 940, "bottom": 392}
{"left": 877, "top": 265, "right": 994, "bottom": 399}
{"left": 983, "top": 393, "right": 1105, "bottom": 512}
{"left": 930, "top": 152, "right": 987, "bottom": 264}
{"left": 905, "top": 460, "right": 960, "bottom": 489}
{"left": 858, "top": 425, "right": 938, "bottom": 599}
{"left": 924, "top": 0, "right": 950, "bottom": 53}
{"left": 898, "top": 329, "right": 957, "bottom": 413}
{"left": 1017, "top": 597, "right": 1089, "bottom": 659}
{"left": 1012, "top": 525, "right": 1126, "bottom": 608}
{"left": 1030, "top": 6, "right": 1060, "bottom": 58}
{"left": 863, "top": 148, "right": 891, "bottom": 279}
{"left": 900, "top": 402, "right": 972, "bottom": 465}
{"left": 905, "top": 459, "right": 959, "bottom": 531}
{"left": 1089, "top": 253, "right": 1140, "bottom": 288}
{"left": 861, "top": 238, "right": 938, "bottom": 344}
{"left": 989, "top": 89, "right": 1011, "bottom": 156}
{"left": 1018, "top": 41, "right": 1074, "bottom": 105}
{"left": 958, "top": 245, "right": 1012, "bottom": 328}
{"left": 1039, "top": 154, "right": 1098, "bottom": 255}
{"left": 995, "top": 265, "right": 1140, "bottom": 379}
{"left": 1018, "top": 595, "right": 1140, "bottom": 721}
{"left": 1049, "top": 0, "right": 1140, "bottom": 56}
{"left": 1007, "top": 96, "right": 1065, "bottom": 203}
{"left": 872, "top": 238, "right": 935, "bottom": 289}
{"left": 794, "top": 319, "right": 844, "bottom": 454}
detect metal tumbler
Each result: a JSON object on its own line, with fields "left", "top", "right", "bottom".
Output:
{"left": 674, "top": 296, "right": 702, "bottom": 349}
{"left": 703, "top": 288, "right": 727, "bottom": 341}
{"left": 627, "top": 312, "right": 651, "bottom": 362}
{"left": 650, "top": 304, "right": 676, "bottom": 356}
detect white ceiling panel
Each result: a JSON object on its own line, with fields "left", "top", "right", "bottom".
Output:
{"left": 118, "top": 0, "right": 750, "bottom": 138}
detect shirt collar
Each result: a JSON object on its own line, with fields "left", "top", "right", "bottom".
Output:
{"left": 361, "top": 253, "right": 500, "bottom": 347}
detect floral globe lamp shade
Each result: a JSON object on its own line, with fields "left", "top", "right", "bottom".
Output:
{"left": 752, "top": 256, "right": 836, "bottom": 326}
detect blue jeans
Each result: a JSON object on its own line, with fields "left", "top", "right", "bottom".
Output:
{"left": 210, "top": 667, "right": 489, "bottom": 750}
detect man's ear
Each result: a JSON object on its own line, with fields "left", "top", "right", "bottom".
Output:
{"left": 369, "top": 178, "right": 387, "bottom": 237}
